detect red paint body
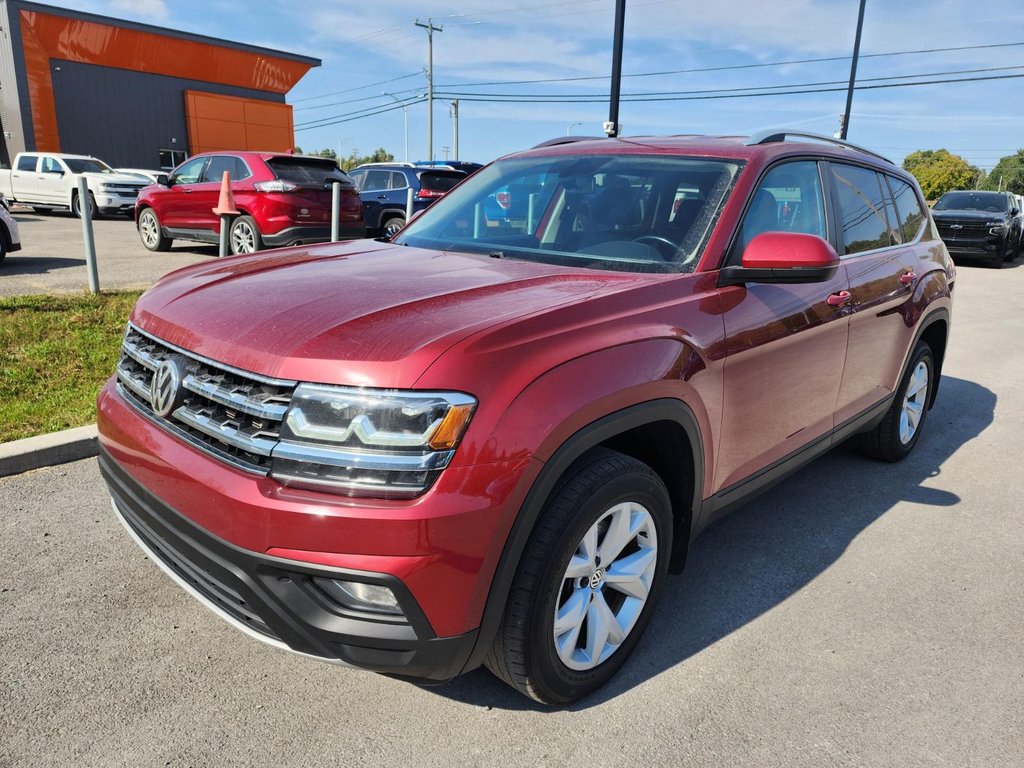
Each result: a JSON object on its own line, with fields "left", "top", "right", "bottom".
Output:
{"left": 98, "top": 135, "right": 954, "bottom": 670}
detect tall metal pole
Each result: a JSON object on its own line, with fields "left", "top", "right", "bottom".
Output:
{"left": 452, "top": 98, "right": 459, "bottom": 161}
{"left": 383, "top": 92, "right": 409, "bottom": 163}
{"left": 840, "top": 0, "right": 867, "bottom": 140}
{"left": 605, "top": 0, "right": 626, "bottom": 138}
{"left": 415, "top": 19, "right": 443, "bottom": 162}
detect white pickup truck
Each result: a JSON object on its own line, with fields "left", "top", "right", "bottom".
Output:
{"left": 0, "top": 152, "right": 150, "bottom": 218}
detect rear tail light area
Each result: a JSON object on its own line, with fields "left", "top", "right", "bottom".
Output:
{"left": 415, "top": 188, "right": 446, "bottom": 201}
{"left": 254, "top": 179, "right": 299, "bottom": 193}
{"left": 496, "top": 191, "right": 512, "bottom": 210}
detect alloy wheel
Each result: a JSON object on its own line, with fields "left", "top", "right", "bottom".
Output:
{"left": 899, "top": 360, "right": 929, "bottom": 445}
{"left": 231, "top": 221, "right": 257, "bottom": 254}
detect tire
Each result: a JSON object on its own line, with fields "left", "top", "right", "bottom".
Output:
{"left": 855, "top": 339, "right": 934, "bottom": 462}
{"left": 989, "top": 252, "right": 1005, "bottom": 268}
{"left": 229, "top": 215, "right": 262, "bottom": 255}
{"left": 72, "top": 191, "right": 100, "bottom": 219}
{"left": 0, "top": 230, "right": 8, "bottom": 265}
{"left": 381, "top": 216, "right": 405, "bottom": 239}
{"left": 31, "top": 207, "right": 52, "bottom": 214}
{"left": 137, "top": 208, "right": 172, "bottom": 252}
{"left": 485, "top": 448, "right": 673, "bottom": 705}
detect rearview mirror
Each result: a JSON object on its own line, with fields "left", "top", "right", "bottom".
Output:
{"left": 718, "top": 232, "right": 840, "bottom": 287}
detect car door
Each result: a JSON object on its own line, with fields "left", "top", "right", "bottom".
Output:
{"left": 196, "top": 155, "right": 241, "bottom": 235}
{"left": 716, "top": 159, "right": 852, "bottom": 492}
{"left": 12, "top": 154, "right": 40, "bottom": 201}
{"left": 160, "top": 156, "right": 208, "bottom": 230}
{"left": 37, "top": 156, "right": 68, "bottom": 204}
{"left": 828, "top": 164, "right": 921, "bottom": 426}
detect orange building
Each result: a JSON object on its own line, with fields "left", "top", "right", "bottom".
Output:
{"left": 0, "top": 0, "right": 319, "bottom": 170}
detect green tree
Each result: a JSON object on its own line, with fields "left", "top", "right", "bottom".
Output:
{"left": 902, "top": 149, "right": 981, "bottom": 200}
{"left": 340, "top": 148, "right": 395, "bottom": 171}
{"left": 980, "top": 150, "right": 1024, "bottom": 195}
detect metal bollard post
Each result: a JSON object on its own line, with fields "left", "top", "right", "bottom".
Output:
{"left": 77, "top": 176, "right": 99, "bottom": 293}
{"left": 406, "top": 187, "right": 414, "bottom": 224}
{"left": 218, "top": 216, "right": 230, "bottom": 257}
{"left": 331, "top": 181, "right": 341, "bottom": 242}
{"left": 473, "top": 202, "right": 482, "bottom": 239}
{"left": 527, "top": 193, "right": 536, "bottom": 235}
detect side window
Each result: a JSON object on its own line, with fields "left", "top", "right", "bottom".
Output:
{"left": 170, "top": 157, "right": 206, "bottom": 185}
{"left": 41, "top": 157, "right": 63, "bottom": 174}
{"left": 389, "top": 171, "right": 409, "bottom": 190}
{"left": 348, "top": 170, "right": 365, "bottom": 190}
{"left": 888, "top": 177, "right": 926, "bottom": 244}
{"left": 233, "top": 157, "right": 251, "bottom": 181}
{"left": 202, "top": 155, "right": 236, "bottom": 183}
{"left": 733, "top": 160, "right": 827, "bottom": 259}
{"left": 362, "top": 170, "right": 390, "bottom": 191}
{"left": 17, "top": 155, "right": 38, "bottom": 172}
{"left": 831, "top": 164, "right": 891, "bottom": 255}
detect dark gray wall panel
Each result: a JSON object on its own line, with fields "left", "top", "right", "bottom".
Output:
{"left": 51, "top": 59, "right": 285, "bottom": 169}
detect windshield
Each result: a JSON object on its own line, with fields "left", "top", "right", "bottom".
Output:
{"left": 64, "top": 158, "right": 114, "bottom": 174}
{"left": 394, "top": 153, "right": 741, "bottom": 273}
{"left": 934, "top": 191, "right": 1009, "bottom": 213}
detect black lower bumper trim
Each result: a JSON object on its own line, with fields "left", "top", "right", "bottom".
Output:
{"left": 99, "top": 447, "right": 476, "bottom": 682}
{"left": 262, "top": 225, "right": 364, "bottom": 247}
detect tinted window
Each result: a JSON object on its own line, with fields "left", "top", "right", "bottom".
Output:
{"left": 64, "top": 158, "right": 114, "bottom": 174}
{"left": 41, "top": 157, "right": 64, "bottom": 174}
{"left": 889, "top": 177, "right": 927, "bottom": 243}
{"left": 267, "top": 157, "right": 349, "bottom": 186}
{"left": 171, "top": 157, "right": 207, "bottom": 185}
{"left": 831, "top": 164, "right": 891, "bottom": 254}
{"left": 389, "top": 171, "right": 409, "bottom": 189}
{"left": 17, "top": 155, "right": 38, "bottom": 171}
{"left": 933, "top": 191, "right": 1009, "bottom": 212}
{"left": 361, "top": 170, "right": 390, "bottom": 191}
{"left": 204, "top": 155, "right": 250, "bottom": 183}
{"left": 733, "top": 160, "right": 827, "bottom": 258}
{"left": 418, "top": 170, "right": 465, "bottom": 193}
{"left": 348, "top": 170, "right": 365, "bottom": 188}
{"left": 159, "top": 149, "right": 187, "bottom": 170}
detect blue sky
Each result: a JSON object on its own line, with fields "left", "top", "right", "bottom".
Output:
{"left": 55, "top": 0, "right": 1024, "bottom": 170}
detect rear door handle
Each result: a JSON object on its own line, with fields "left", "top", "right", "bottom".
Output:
{"left": 899, "top": 271, "right": 917, "bottom": 287}
{"left": 376, "top": 194, "right": 388, "bottom": 200}
{"left": 827, "top": 290, "right": 852, "bottom": 307}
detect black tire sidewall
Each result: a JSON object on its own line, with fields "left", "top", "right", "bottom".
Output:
{"left": 524, "top": 467, "right": 672, "bottom": 703}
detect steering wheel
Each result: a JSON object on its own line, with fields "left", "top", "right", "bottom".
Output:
{"left": 633, "top": 235, "right": 679, "bottom": 259}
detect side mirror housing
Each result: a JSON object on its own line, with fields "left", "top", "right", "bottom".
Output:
{"left": 1010, "top": 207, "right": 1020, "bottom": 216}
{"left": 156, "top": 173, "right": 170, "bottom": 186}
{"left": 719, "top": 232, "right": 840, "bottom": 287}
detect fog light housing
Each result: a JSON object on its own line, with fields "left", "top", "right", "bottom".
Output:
{"left": 314, "top": 578, "right": 403, "bottom": 616}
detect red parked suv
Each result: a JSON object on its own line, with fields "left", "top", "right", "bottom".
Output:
{"left": 99, "top": 131, "right": 953, "bottom": 704}
{"left": 135, "top": 151, "right": 363, "bottom": 255}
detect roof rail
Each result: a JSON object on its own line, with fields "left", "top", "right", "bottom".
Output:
{"left": 745, "top": 129, "right": 893, "bottom": 165}
{"left": 532, "top": 136, "right": 604, "bottom": 149}
{"left": 356, "top": 161, "right": 416, "bottom": 168}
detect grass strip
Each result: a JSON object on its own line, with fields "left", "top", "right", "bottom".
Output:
{"left": 0, "top": 292, "right": 141, "bottom": 442}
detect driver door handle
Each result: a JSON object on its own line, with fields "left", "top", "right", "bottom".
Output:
{"left": 827, "top": 290, "right": 852, "bottom": 307}
{"left": 899, "top": 271, "right": 917, "bottom": 287}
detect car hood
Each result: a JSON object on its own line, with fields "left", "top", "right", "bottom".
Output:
{"left": 931, "top": 209, "right": 1009, "bottom": 221}
{"left": 83, "top": 171, "right": 147, "bottom": 185}
{"left": 131, "top": 240, "right": 651, "bottom": 387}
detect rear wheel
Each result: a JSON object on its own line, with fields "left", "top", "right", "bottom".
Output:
{"left": 381, "top": 215, "right": 405, "bottom": 239}
{"left": 229, "top": 215, "right": 262, "bottom": 255}
{"left": 137, "top": 208, "right": 172, "bottom": 252}
{"left": 485, "top": 449, "right": 672, "bottom": 705}
{"left": 855, "top": 340, "right": 934, "bottom": 462}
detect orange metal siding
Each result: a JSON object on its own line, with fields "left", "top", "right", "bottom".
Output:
{"left": 185, "top": 91, "right": 294, "bottom": 154}
{"left": 18, "top": 9, "right": 312, "bottom": 152}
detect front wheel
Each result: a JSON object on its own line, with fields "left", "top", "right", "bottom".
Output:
{"left": 137, "top": 208, "right": 172, "bottom": 252}
{"left": 381, "top": 215, "right": 405, "bottom": 239}
{"left": 72, "top": 191, "right": 100, "bottom": 219}
{"left": 485, "top": 449, "right": 672, "bottom": 705}
{"left": 229, "top": 215, "right": 262, "bottom": 255}
{"left": 855, "top": 339, "right": 934, "bottom": 461}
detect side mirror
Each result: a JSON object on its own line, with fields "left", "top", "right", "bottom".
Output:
{"left": 719, "top": 232, "right": 840, "bottom": 287}
{"left": 156, "top": 173, "right": 170, "bottom": 186}
{"left": 1011, "top": 207, "right": 1020, "bottom": 216}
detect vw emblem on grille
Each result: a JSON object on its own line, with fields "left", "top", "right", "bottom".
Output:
{"left": 949, "top": 224, "right": 963, "bottom": 230}
{"left": 151, "top": 357, "right": 186, "bottom": 418}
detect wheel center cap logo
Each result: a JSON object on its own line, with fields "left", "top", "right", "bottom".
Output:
{"left": 151, "top": 357, "right": 185, "bottom": 418}
{"left": 589, "top": 570, "right": 604, "bottom": 590}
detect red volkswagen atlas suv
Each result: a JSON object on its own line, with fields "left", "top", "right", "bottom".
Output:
{"left": 135, "top": 151, "right": 363, "bottom": 255}
{"left": 99, "top": 131, "right": 954, "bottom": 704}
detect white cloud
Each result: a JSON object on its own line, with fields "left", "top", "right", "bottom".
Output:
{"left": 109, "top": 0, "right": 168, "bottom": 21}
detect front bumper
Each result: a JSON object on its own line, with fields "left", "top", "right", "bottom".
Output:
{"left": 96, "top": 193, "right": 138, "bottom": 213}
{"left": 100, "top": 447, "right": 477, "bottom": 681}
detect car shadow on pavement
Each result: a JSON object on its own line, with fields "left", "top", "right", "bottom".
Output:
{"left": 1, "top": 256, "right": 85, "bottom": 274}
{"left": 421, "top": 375, "right": 995, "bottom": 711}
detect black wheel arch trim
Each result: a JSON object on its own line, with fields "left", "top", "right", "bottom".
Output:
{"left": 460, "top": 398, "right": 704, "bottom": 675}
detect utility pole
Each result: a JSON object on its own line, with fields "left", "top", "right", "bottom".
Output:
{"left": 605, "top": 0, "right": 626, "bottom": 138}
{"left": 840, "top": 0, "right": 867, "bottom": 140}
{"left": 415, "top": 18, "right": 443, "bottom": 162}
{"left": 452, "top": 98, "right": 459, "bottom": 161}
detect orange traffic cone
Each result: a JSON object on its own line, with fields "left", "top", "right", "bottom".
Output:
{"left": 212, "top": 171, "right": 240, "bottom": 216}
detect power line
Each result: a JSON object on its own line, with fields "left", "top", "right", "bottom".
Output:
{"left": 296, "top": 97, "right": 425, "bottom": 130}
{"left": 291, "top": 71, "right": 423, "bottom": 104}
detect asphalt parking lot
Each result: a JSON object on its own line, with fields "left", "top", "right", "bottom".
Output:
{"left": 2, "top": 261, "right": 1023, "bottom": 767}
{"left": 0, "top": 207, "right": 219, "bottom": 297}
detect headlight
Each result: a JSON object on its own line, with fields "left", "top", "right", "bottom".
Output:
{"left": 269, "top": 384, "right": 476, "bottom": 498}
{"left": 990, "top": 223, "right": 1006, "bottom": 235}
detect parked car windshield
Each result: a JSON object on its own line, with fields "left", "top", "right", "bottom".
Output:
{"left": 394, "top": 154, "right": 740, "bottom": 273}
{"left": 64, "top": 158, "right": 115, "bottom": 174}
{"left": 934, "top": 191, "right": 1010, "bottom": 213}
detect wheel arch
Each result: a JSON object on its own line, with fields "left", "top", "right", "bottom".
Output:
{"left": 461, "top": 398, "right": 704, "bottom": 674}
{"left": 915, "top": 309, "right": 949, "bottom": 408}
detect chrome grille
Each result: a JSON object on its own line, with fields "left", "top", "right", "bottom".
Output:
{"left": 115, "top": 324, "right": 296, "bottom": 473}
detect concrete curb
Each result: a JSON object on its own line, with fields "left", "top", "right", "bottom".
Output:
{"left": 0, "top": 424, "right": 98, "bottom": 478}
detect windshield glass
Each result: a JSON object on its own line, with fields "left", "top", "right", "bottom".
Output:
{"left": 64, "top": 158, "right": 114, "bottom": 174}
{"left": 934, "top": 191, "right": 1009, "bottom": 213}
{"left": 394, "top": 154, "right": 741, "bottom": 273}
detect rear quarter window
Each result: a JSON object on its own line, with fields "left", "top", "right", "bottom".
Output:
{"left": 888, "top": 177, "right": 927, "bottom": 243}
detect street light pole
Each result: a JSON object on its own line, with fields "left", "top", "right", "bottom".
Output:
{"left": 840, "top": 0, "right": 867, "bottom": 140}
{"left": 452, "top": 98, "right": 459, "bottom": 161}
{"left": 382, "top": 92, "right": 409, "bottom": 163}
{"left": 567, "top": 122, "right": 583, "bottom": 136}
{"left": 415, "top": 18, "right": 443, "bottom": 162}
